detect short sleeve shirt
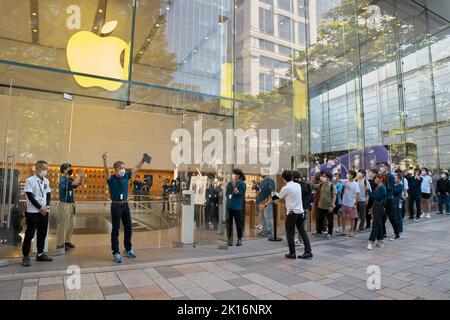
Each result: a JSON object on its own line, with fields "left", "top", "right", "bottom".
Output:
{"left": 24, "top": 175, "right": 51, "bottom": 213}
{"left": 343, "top": 181, "right": 360, "bottom": 207}
{"left": 421, "top": 175, "right": 433, "bottom": 194}
{"left": 107, "top": 172, "right": 132, "bottom": 201}
{"left": 318, "top": 182, "right": 337, "bottom": 210}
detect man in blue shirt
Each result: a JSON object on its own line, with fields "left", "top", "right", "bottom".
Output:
{"left": 380, "top": 162, "right": 400, "bottom": 240}
{"left": 256, "top": 174, "right": 275, "bottom": 237}
{"left": 102, "top": 152, "right": 149, "bottom": 263}
{"left": 226, "top": 169, "right": 247, "bottom": 246}
{"left": 56, "top": 163, "right": 85, "bottom": 255}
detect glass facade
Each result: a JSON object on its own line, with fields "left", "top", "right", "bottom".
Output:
{"left": 0, "top": 0, "right": 449, "bottom": 259}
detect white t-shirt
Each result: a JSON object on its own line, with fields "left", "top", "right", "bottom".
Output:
{"left": 343, "top": 180, "right": 360, "bottom": 207}
{"left": 421, "top": 175, "right": 433, "bottom": 194}
{"left": 402, "top": 177, "right": 409, "bottom": 198}
{"left": 24, "top": 175, "right": 51, "bottom": 213}
{"left": 277, "top": 181, "right": 304, "bottom": 214}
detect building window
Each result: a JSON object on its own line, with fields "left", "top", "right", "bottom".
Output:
{"left": 278, "top": 45, "right": 292, "bottom": 56}
{"left": 260, "top": 56, "right": 290, "bottom": 69}
{"left": 278, "top": 0, "right": 292, "bottom": 13}
{"left": 259, "top": 39, "right": 275, "bottom": 52}
{"left": 298, "top": 21, "right": 306, "bottom": 45}
{"left": 278, "top": 15, "right": 292, "bottom": 41}
{"left": 259, "top": 8, "right": 274, "bottom": 35}
{"left": 260, "top": 0, "right": 273, "bottom": 5}
{"left": 260, "top": 73, "right": 274, "bottom": 92}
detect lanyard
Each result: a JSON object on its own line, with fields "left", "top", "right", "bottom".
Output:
{"left": 37, "top": 178, "right": 45, "bottom": 198}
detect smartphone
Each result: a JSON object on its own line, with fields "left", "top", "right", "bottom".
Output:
{"left": 143, "top": 153, "right": 152, "bottom": 164}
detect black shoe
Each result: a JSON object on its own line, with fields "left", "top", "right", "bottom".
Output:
{"left": 21, "top": 257, "right": 31, "bottom": 267}
{"left": 236, "top": 239, "right": 242, "bottom": 246}
{"left": 36, "top": 254, "right": 53, "bottom": 262}
{"left": 408, "top": 216, "right": 414, "bottom": 220}
{"left": 298, "top": 253, "right": 313, "bottom": 260}
{"left": 285, "top": 253, "right": 296, "bottom": 259}
{"left": 65, "top": 242, "right": 75, "bottom": 249}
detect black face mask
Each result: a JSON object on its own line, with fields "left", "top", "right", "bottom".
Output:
{"left": 68, "top": 169, "right": 73, "bottom": 176}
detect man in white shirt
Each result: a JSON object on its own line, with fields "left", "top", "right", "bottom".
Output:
{"left": 262, "top": 171, "right": 313, "bottom": 260}
{"left": 21, "top": 160, "right": 53, "bottom": 267}
{"left": 341, "top": 170, "right": 360, "bottom": 237}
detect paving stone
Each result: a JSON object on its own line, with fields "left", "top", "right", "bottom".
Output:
{"left": 258, "top": 293, "right": 288, "bottom": 300}
{"left": 213, "top": 288, "right": 257, "bottom": 300}
{"left": 167, "top": 277, "right": 199, "bottom": 291}
{"left": 37, "top": 289, "right": 65, "bottom": 300}
{"left": 292, "top": 281, "right": 343, "bottom": 299}
{"left": 186, "top": 275, "right": 235, "bottom": 294}
{"left": 400, "top": 284, "right": 450, "bottom": 300}
{"left": 328, "top": 294, "right": 360, "bottom": 300}
{"left": 38, "top": 284, "right": 65, "bottom": 292}
{"left": 239, "top": 284, "right": 272, "bottom": 297}
{"left": 65, "top": 283, "right": 104, "bottom": 300}
{"left": 346, "top": 288, "right": 378, "bottom": 300}
{"left": 128, "top": 284, "right": 164, "bottom": 297}
{"left": 116, "top": 270, "right": 155, "bottom": 289}
{"left": 377, "top": 288, "right": 417, "bottom": 300}
{"left": 39, "top": 276, "right": 63, "bottom": 286}
{"left": 0, "top": 280, "right": 23, "bottom": 292}
{"left": 226, "top": 277, "right": 253, "bottom": 288}
{"left": 105, "top": 293, "right": 133, "bottom": 300}
{"left": 100, "top": 285, "right": 128, "bottom": 296}
{"left": 287, "top": 291, "right": 318, "bottom": 300}
{"left": 181, "top": 287, "right": 216, "bottom": 300}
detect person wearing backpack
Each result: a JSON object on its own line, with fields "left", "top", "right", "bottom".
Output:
{"left": 315, "top": 171, "right": 337, "bottom": 239}
{"left": 357, "top": 169, "right": 371, "bottom": 231}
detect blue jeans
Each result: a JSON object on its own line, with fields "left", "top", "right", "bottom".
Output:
{"left": 438, "top": 194, "right": 450, "bottom": 213}
{"left": 393, "top": 197, "right": 403, "bottom": 234}
{"left": 263, "top": 204, "right": 273, "bottom": 235}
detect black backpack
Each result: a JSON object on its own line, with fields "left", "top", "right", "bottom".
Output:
{"left": 300, "top": 181, "right": 312, "bottom": 209}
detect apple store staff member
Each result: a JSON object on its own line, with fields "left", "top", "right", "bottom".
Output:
{"left": 102, "top": 152, "right": 150, "bottom": 263}
{"left": 21, "top": 160, "right": 53, "bottom": 267}
{"left": 55, "top": 163, "right": 85, "bottom": 255}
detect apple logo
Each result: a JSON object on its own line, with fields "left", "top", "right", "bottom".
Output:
{"left": 66, "top": 21, "right": 130, "bottom": 92}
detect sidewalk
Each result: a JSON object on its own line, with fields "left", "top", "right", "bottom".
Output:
{"left": 1, "top": 214, "right": 450, "bottom": 300}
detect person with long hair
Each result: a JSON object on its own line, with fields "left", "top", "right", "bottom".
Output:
{"left": 366, "top": 174, "right": 388, "bottom": 250}
{"left": 226, "top": 169, "right": 246, "bottom": 246}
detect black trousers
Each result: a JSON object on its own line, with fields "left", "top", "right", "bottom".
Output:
{"left": 111, "top": 203, "right": 132, "bottom": 255}
{"left": 227, "top": 209, "right": 243, "bottom": 241}
{"left": 162, "top": 195, "right": 169, "bottom": 212}
{"left": 317, "top": 208, "right": 333, "bottom": 235}
{"left": 382, "top": 198, "right": 399, "bottom": 237}
{"left": 22, "top": 212, "right": 49, "bottom": 257}
{"left": 366, "top": 198, "right": 374, "bottom": 228}
{"left": 369, "top": 204, "right": 384, "bottom": 242}
{"left": 295, "top": 214, "right": 312, "bottom": 255}
{"left": 409, "top": 195, "right": 422, "bottom": 219}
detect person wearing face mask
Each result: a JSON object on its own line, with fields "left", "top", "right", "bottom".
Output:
{"left": 21, "top": 160, "right": 53, "bottom": 267}
{"left": 395, "top": 168, "right": 409, "bottom": 220}
{"left": 333, "top": 170, "right": 345, "bottom": 235}
{"left": 420, "top": 168, "right": 433, "bottom": 219}
{"left": 436, "top": 170, "right": 450, "bottom": 215}
{"left": 315, "top": 171, "right": 337, "bottom": 239}
{"left": 405, "top": 168, "right": 423, "bottom": 221}
{"left": 366, "top": 174, "right": 388, "bottom": 250}
{"left": 379, "top": 162, "right": 400, "bottom": 240}
{"left": 256, "top": 172, "right": 276, "bottom": 237}
{"left": 365, "top": 169, "right": 378, "bottom": 229}
{"left": 356, "top": 169, "right": 371, "bottom": 231}
{"left": 102, "top": 152, "right": 148, "bottom": 263}
{"left": 226, "top": 169, "right": 246, "bottom": 246}
{"left": 55, "top": 163, "right": 85, "bottom": 255}
{"left": 168, "top": 179, "right": 179, "bottom": 215}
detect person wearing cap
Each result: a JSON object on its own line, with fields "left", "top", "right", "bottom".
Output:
{"left": 102, "top": 153, "right": 149, "bottom": 263}
{"left": 436, "top": 170, "right": 450, "bottom": 215}
{"left": 55, "top": 163, "right": 85, "bottom": 255}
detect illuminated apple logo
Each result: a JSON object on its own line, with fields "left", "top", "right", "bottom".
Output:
{"left": 66, "top": 21, "right": 130, "bottom": 91}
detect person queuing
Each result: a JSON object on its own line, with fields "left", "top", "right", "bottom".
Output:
{"left": 132, "top": 175, "right": 143, "bottom": 208}
{"left": 341, "top": 170, "right": 360, "bottom": 237}
{"left": 55, "top": 163, "right": 85, "bottom": 255}
{"left": 379, "top": 162, "right": 400, "bottom": 240}
{"left": 333, "top": 171, "right": 345, "bottom": 235}
{"left": 420, "top": 168, "right": 433, "bottom": 219}
{"left": 102, "top": 152, "right": 149, "bottom": 263}
{"left": 315, "top": 171, "right": 337, "bottom": 240}
{"left": 366, "top": 174, "right": 388, "bottom": 250}
{"left": 21, "top": 160, "right": 53, "bottom": 267}
{"left": 356, "top": 169, "right": 371, "bottom": 231}
{"left": 263, "top": 170, "right": 313, "bottom": 260}
{"left": 293, "top": 171, "right": 312, "bottom": 246}
{"left": 256, "top": 173, "right": 276, "bottom": 238}
{"left": 226, "top": 169, "right": 246, "bottom": 247}
{"left": 162, "top": 179, "right": 171, "bottom": 212}
{"left": 393, "top": 173, "right": 404, "bottom": 235}
{"left": 406, "top": 168, "right": 423, "bottom": 221}
{"left": 365, "top": 168, "right": 378, "bottom": 229}
{"left": 395, "top": 169, "right": 409, "bottom": 220}
{"left": 436, "top": 170, "right": 450, "bottom": 215}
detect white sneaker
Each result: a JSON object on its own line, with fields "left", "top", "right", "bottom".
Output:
{"left": 425, "top": 213, "right": 431, "bottom": 219}
{"left": 367, "top": 242, "right": 373, "bottom": 250}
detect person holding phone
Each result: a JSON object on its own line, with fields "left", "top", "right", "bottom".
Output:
{"left": 102, "top": 152, "right": 150, "bottom": 263}
{"left": 226, "top": 169, "right": 246, "bottom": 247}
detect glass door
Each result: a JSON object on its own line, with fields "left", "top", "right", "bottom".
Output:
{"left": 0, "top": 70, "right": 73, "bottom": 262}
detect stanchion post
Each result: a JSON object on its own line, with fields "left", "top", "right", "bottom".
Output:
{"left": 268, "top": 202, "right": 282, "bottom": 241}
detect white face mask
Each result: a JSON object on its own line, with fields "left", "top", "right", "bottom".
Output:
{"left": 347, "top": 174, "right": 351, "bottom": 180}
{"left": 421, "top": 171, "right": 426, "bottom": 176}
{"left": 379, "top": 167, "right": 386, "bottom": 173}
{"left": 231, "top": 174, "right": 236, "bottom": 180}
{"left": 332, "top": 177, "right": 337, "bottom": 183}
{"left": 39, "top": 170, "right": 48, "bottom": 178}
{"left": 442, "top": 174, "right": 447, "bottom": 179}
{"left": 408, "top": 170, "right": 414, "bottom": 175}
{"left": 118, "top": 169, "right": 126, "bottom": 177}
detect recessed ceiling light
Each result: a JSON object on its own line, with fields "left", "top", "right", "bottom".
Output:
{"left": 156, "top": 24, "right": 160, "bottom": 28}
{"left": 33, "top": 29, "right": 37, "bottom": 33}
{"left": 147, "top": 38, "right": 151, "bottom": 42}
{"left": 32, "top": 12, "right": 37, "bottom": 16}
{"left": 99, "top": 9, "right": 103, "bottom": 13}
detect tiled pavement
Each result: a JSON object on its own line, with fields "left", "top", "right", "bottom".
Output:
{"left": 1, "top": 214, "right": 450, "bottom": 300}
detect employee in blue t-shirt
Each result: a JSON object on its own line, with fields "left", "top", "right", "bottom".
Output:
{"left": 226, "top": 169, "right": 247, "bottom": 247}
{"left": 56, "top": 163, "right": 85, "bottom": 255}
{"left": 102, "top": 152, "right": 149, "bottom": 263}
